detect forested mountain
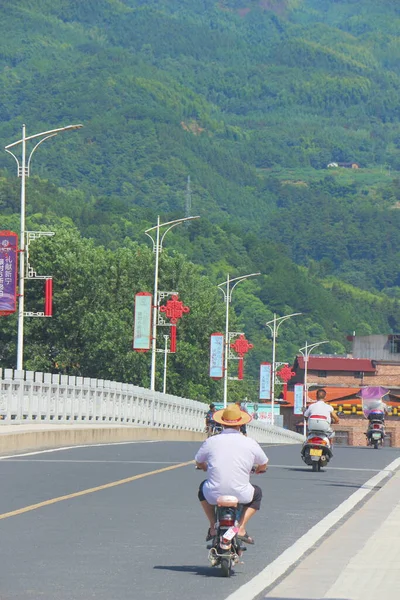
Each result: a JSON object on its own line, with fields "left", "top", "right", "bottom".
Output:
{"left": 1, "top": 1, "right": 400, "bottom": 399}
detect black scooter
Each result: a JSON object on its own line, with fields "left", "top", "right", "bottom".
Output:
{"left": 366, "top": 414, "right": 385, "bottom": 449}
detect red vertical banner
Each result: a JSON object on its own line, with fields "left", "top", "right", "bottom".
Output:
{"left": 44, "top": 278, "right": 53, "bottom": 316}
{"left": 170, "top": 324, "right": 177, "bottom": 353}
{"left": 0, "top": 231, "right": 18, "bottom": 316}
{"left": 238, "top": 357, "right": 244, "bottom": 380}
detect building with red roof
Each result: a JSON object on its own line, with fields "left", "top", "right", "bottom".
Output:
{"left": 280, "top": 352, "right": 400, "bottom": 446}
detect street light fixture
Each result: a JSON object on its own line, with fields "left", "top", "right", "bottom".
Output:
{"left": 218, "top": 272, "right": 261, "bottom": 407}
{"left": 145, "top": 215, "right": 200, "bottom": 391}
{"left": 298, "top": 340, "right": 329, "bottom": 435}
{"left": 5, "top": 123, "right": 83, "bottom": 370}
{"left": 265, "top": 312, "right": 301, "bottom": 425}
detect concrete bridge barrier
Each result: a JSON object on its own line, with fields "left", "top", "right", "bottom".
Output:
{"left": 0, "top": 369, "right": 304, "bottom": 452}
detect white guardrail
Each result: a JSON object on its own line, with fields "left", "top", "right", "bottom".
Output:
{"left": 0, "top": 369, "right": 304, "bottom": 444}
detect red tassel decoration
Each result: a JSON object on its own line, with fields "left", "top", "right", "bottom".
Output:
{"left": 44, "top": 278, "right": 53, "bottom": 316}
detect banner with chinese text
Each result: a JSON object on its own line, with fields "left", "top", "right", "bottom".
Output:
{"left": 0, "top": 231, "right": 18, "bottom": 315}
{"left": 294, "top": 383, "right": 304, "bottom": 415}
{"left": 209, "top": 333, "right": 224, "bottom": 379}
{"left": 259, "top": 362, "right": 271, "bottom": 400}
{"left": 133, "top": 292, "right": 152, "bottom": 351}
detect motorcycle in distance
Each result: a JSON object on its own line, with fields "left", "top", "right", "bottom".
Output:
{"left": 361, "top": 387, "right": 390, "bottom": 449}
{"left": 207, "top": 423, "right": 223, "bottom": 438}
{"left": 301, "top": 421, "right": 333, "bottom": 472}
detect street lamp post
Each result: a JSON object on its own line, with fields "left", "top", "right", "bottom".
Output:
{"left": 298, "top": 340, "right": 329, "bottom": 435}
{"left": 265, "top": 312, "right": 301, "bottom": 425}
{"left": 5, "top": 123, "right": 83, "bottom": 370}
{"left": 145, "top": 215, "right": 199, "bottom": 391}
{"left": 218, "top": 273, "right": 260, "bottom": 407}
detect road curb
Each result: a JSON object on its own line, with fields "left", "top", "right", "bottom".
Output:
{"left": 0, "top": 426, "right": 206, "bottom": 454}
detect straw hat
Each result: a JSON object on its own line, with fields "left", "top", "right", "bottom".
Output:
{"left": 213, "top": 403, "right": 252, "bottom": 426}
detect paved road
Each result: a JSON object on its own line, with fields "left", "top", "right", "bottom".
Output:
{"left": 0, "top": 441, "right": 398, "bottom": 600}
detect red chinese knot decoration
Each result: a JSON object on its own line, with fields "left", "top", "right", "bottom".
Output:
{"left": 276, "top": 364, "right": 296, "bottom": 401}
{"left": 159, "top": 294, "right": 190, "bottom": 352}
{"left": 230, "top": 334, "right": 253, "bottom": 380}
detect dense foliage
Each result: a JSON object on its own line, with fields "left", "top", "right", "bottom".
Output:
{"left": 1, "top": 1, "right": 400, "bottom": 400}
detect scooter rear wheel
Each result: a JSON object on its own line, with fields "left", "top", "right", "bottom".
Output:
{"left": 220, "top": 556, "right": 231, "bottom": 577}
{"left": 312, "top": 462, "right": 320, "bottom": 472}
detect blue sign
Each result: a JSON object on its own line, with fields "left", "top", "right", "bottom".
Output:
{"left": 210, "top": 333, "right": 224, "bottom": 379}
{"left": 133, "top": 292, "right": 152, "bottom": 351}
{"left": 294, "top": 384, "right": 304, "bottom": 415}
{"left": 259, "top": 362, "right": 271, "bottom": 400}
{"left": 214, "top": 402, "right": 279, "bottom": 424}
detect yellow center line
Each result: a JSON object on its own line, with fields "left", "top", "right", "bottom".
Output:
{"left": 0, "top": 460, "right": 194, "bottom": 521}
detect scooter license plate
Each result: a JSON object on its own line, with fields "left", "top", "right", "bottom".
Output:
{"left": 372, "top": 433, "right": 382, "bottom": 439}
{"left": 222, "top": 527, "right": 238, "bottom": 541}
{"left": 310, "top": 448, "right": 323, "bottom": 457}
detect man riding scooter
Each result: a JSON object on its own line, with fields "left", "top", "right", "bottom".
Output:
{"left": 301, "top": 388, "right": 339, "bottom": 471}
{"left": 360, "top": 387, "right": 390, "bottom": 448}
{"left": 304, "top": 388, "right": 340, "bottom": 440}
{"left": 195, "top": 403, "right": 268, "bottom": 545}
{"left": 205, "top": 403, "right": 218, "bottom": 436}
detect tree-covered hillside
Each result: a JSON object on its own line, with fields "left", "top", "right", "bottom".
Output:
{"left": 1, "top": 1, "right": 400, "bottom": 397}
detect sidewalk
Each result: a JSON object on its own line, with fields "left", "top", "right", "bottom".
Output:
{"left": 265, "top": 468, "right": 400, "bottom": 600}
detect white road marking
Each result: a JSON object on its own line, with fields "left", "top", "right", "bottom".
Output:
{"left": 223, "top": 456, "right": 400, "bottom": 600}
{"left": 0, "top": 440, "right": 160, "bottom": 461}
{"left": 2, "top": 459, "right": 182, "bottom": 464}
{"left": 268, "top": 464, "right": 383, "bottom": 473}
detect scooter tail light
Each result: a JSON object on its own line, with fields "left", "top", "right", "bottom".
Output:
{"left": 308, "top": 437, "right": 328, "bottom": 445}
{"left": 373, "top": 424, "right": 382, "bottom": 430}
{"left": 219, "top": 518, "right": 235, "bottom": 526}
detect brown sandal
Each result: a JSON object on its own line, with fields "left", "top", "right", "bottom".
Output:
{"left": 206, "top": 528, "right": 216, "bottom": 541}
{"left": 237, "top": 532, "right": 255, "bottom": 545}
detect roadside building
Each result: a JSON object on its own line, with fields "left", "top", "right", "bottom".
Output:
{"left": 282, "top": 342, "right": 400, "bottom": 446}
{"left": 327, "top": 162, "right": 359, "bottom": 169}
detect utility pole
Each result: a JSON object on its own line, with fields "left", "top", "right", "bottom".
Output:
{"left": 145, "top": 215, "right": 199, "bottom": 391}
{"left": 5, "top": 123, "right": 83, "bottom": 369}
{"left": 217, "top": 272, "right": 260, "bottom": 407}
{"left": 299, "top": 340, "right": 329, "bottom": 436}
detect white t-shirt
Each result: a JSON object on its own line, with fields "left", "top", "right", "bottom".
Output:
{"left": 304, "top": 400, "right": 334, "bottom": 424}
{"left": 195, "top": 429, "right": 268, "bottom": 505}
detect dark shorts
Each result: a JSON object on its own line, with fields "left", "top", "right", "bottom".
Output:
{"left": 198, "top": 480, "right": 262, "bottom": 510}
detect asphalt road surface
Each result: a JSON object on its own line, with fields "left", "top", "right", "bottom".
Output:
{"left": 0, "top": 440, "right": 398, "bottom": 600}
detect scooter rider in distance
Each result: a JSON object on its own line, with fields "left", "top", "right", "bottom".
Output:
{"left": 364, "top": 395, "right": 390, "bottom": 446}
{"left": 205, "top": 403, "right": 217, "bottom": 436}
{"left": 304, "top": 388, "right": 340, "bottom": 442}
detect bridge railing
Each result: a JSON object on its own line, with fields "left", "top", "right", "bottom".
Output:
{"left": 0, "top": 369, "right": 303, "bottom": 444}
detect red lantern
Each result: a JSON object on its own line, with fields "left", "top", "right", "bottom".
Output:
{"left": 230, "top": 334, "right": 253, "bottom": 380}
{"left": 159, "top": 294, "right": 190, "bottom": 352}
{"left": 276, "top": 364, "right": 296, "bottom": 401}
